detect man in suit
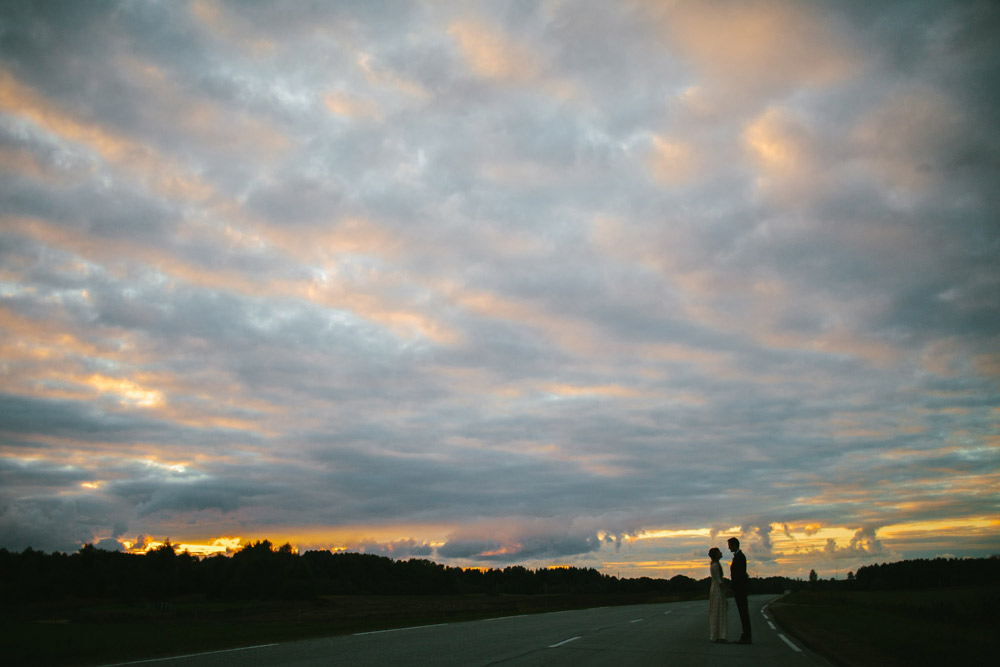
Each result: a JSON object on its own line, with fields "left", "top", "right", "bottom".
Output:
{"left": 728, "top": 537, "right": 751, "bottom": 644}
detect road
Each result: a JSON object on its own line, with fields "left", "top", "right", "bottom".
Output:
{"left": 109, "top": 594, "right": 832, "bottom": 666}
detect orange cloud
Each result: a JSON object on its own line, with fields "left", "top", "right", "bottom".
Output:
{"left": 448, "top": 19, "right": 538, "bottom": 81}
{"left": 447, "top": 18, "right": 573, "bottom": 98}
{"left": 323, "top": 91, "right": 382, "bottom": 120}
{"left": 443, "top": 283, "right": 611, "bottom": 357}
{"left": 745, "top": 109, "right": 803, "bottom": 171}
{"left": 0, "top": 69, "right": 216, "bottom": 203}
{"left": 649, "top": 135, "right": 700, "bottom": 184}
{"left": 258, "top": 219, "right": 458, "bottom": 343}
{"left": 11, "top": 211, "right": 456, "bottom": 347}
{"left": 540, "top": 383, "right": 642, "bottom": 399}
{"left": 644, "top": 0, "right": 856, "bottom": 91}
{"left": 356, "top": 52, "right": 431, "bottom": 99}
{"left": 189, "top": 0, "right": 279, "bottom": 60}
{"left": 86, "top": 374, "right": 164, "bottom": 408}
{"left": 743, "top": 106, "right": 833, "bottom": 206}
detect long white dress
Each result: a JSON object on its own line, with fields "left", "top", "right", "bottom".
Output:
{"left": 709, "top": 560, "right": 728, "bottom": 641}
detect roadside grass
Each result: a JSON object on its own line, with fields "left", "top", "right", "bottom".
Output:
{"left": 769, "top": 585, "right": 999, "bottom": 667}
{"left": 2, "top": 592, "right": 694, "bottom": 666}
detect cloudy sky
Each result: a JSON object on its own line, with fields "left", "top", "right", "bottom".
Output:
{"left": 1, "top": 0, "right": 997, "bottom": 579}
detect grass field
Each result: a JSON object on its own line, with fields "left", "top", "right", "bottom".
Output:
{"left": 2, "top": 592, "right": 690, "bottom": 666}
{"left": 769, "top": 585, "right": 999, "bottom": 667}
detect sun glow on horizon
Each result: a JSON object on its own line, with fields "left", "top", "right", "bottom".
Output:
{"left": 632, "top": 528, "right": 715, "bottom": 540}
{"left": 86, "top": 512, "right": 1000, "bottom": 581}
{"left": 123, "top": 536, "right": 243, "bottom": 556}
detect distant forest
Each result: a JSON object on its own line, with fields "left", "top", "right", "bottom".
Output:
{"left": 2, "top": 540, "right": 997, "bottom": 604}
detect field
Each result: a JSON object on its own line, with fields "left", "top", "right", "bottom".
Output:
{"left": 2, "top": 592, "right": 688, "bottom": 666}
{"left": 769, "top": 585, "right": 999, "bottom": 666}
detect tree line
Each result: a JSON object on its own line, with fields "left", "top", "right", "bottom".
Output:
{"left": 2, "top": 540, "right": 994, "bottom": 604}
{"left": 0, "top": 540, "right": 702, "bottom": 603}
{"left": 851, "top": 555, "right": 1000, "bottom": 590}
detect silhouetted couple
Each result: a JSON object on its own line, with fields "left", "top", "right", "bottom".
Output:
{"left": 707, "top": 537, "right": 751, "bottom": 644}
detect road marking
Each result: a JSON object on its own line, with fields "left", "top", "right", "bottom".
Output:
{"left": 102, "top": 644, "right": 279, "bottom": 665}
{"left": 767, "top": 621, "right": 776, "bottom": 630}
{"left": 354, "top": 623, "right": 448, "bottom": 636}
{"left": 778, "top": 634, "right": 802, "bottom": 652}
{"left": 630, "top": 619, "right": 643, "bottom": 623}
{"left": 549, "top": 636, "right": 582, "bottom": 648}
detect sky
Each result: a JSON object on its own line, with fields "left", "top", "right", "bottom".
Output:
{"left": 0, "top": 0, "right": 998, "bottom": 580}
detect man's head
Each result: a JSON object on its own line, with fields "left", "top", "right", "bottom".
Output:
{"left": 727, "top": 537, "right": 740, "bottom": 553}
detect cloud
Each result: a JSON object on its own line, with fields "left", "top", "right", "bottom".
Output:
{"left": 323, "top": 91, "right": 382, "bottom": 121}
{"left": 740, "top": 523, "right": 777, "bottom": 563}
{"left": 822, "top": 526, "right": 891, "bottom": 560}
{"left": 742, "top": 106, "right": 831, "bottom": 206}
{"left": 437, "top": 519, "right": 603, "bottom": 563}
{"left": 355, "top": 538, "right": 434, "bottom": 559}
{"left": 0, "top": 1, "right": 996, "bottom": 577}
{"left": 94, "top": 537, "right": 125, "bottom": 552}
{"left": 644, "top": 0, "right": 858, "bottom": 96}
{"left": 448, "top": 19, "right": 539, "bottom": 82}
{"left": 0, "top": 489, "right": 125, "bottom": 554}
{"left": 853, "top": 84, "right": 969, "bottom": 194}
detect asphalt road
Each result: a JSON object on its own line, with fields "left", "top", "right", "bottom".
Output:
{"left": 110, "top": 594, "right": 833, "bottom": 666}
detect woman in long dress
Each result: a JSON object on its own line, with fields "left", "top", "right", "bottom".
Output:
{"left": 708, "top": 547, "right": 729, "bottom": 642}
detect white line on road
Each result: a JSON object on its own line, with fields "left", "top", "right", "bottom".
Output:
{"left": 630, "top": 619, "right": 643, "bottom": 623}
{"left": 549, "top": 636, "right": 582, "bottom": 648}
{"left": 663, "top": 610, "right": 672, "bottom": 615}
{"left": 354, "top": 623, "right": 448, "bottom": 636}
{"left": 778, "top": 634, "right": 802, "bottom": 652}
{"left": 102, "top": 644, "right": 279, "bottom": 665}
{"left": 767, "top": 621, "right": 776, "bottom": 630}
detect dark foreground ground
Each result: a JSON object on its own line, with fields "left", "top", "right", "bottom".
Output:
{"left": 769, "top": 585, "right": 999, "bottom": 667}
{"left": 6, "top": 585, "right": 996, "bottom": 666}
{"left": 3, "top": 592, "right": 690, "bottom": 666}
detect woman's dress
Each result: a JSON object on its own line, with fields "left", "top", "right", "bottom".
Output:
{"left": 709, "top": 560, "right": 728, "bottom": 641}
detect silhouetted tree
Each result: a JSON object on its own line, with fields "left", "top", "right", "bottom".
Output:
{"left": 854, "top": 557, "right": 1000, "bottom": 591}
{"left": 3, "top": 543, "right": 995, "bottom": 605}
{"left": 143, "top": 541, "right": 181, "bottom": 604}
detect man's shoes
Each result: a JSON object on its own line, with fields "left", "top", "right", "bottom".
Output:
{"left": 736, "top": 638, "right": 752, "bottom": 644}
